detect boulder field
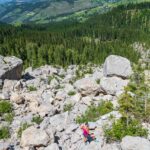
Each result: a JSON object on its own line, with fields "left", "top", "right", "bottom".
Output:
{"left": 0, "top": 54, "right": 150, "bottom": 150}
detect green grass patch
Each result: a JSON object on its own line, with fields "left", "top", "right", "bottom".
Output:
{"left": 0, "top": 126, "right": 10, "bottom": 139}
{"left": 96, "top": 79, "right": 100, "bottom": 84}
{"left": 76, "top": 101, "right": 113, "bottom": 123}
{"left": 32, "top": 115, "right": 43, "bottom": 125}
{"left": 64, "top": 103, "right": 73, "bottom": 112}
{"left": 0, "top": 101, "right": 13, "bottom": 115}
{"left": 68, "top": 91, "right": 76, "bottom": 96}
{"left": 27, "top": 86, "right": 37, "bottom": 91}
{"left": 17, "top": 123, "right": 31, "bottom": 138}
{"left": 4, "top": 113, "right": 14, "bottom": 124}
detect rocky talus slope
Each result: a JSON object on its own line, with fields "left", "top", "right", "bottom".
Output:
{"left": 0, "top": 55, "right": 150, "bottom": 150}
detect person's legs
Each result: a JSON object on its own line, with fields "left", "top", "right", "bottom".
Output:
{"left": 87, "top": 134, "right": 93, "bottom": 143}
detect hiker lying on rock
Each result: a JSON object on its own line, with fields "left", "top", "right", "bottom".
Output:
{"left": 80, "top": 123, "right": 96, "bottom": 144}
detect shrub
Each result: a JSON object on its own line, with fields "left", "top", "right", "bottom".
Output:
{"left": 55, "top": 85, "right": 64, "bottom": 89}
{"left": 32, "top": 115, "right": 43, "bottom": 125}
{"left": 48, "top": 76, "right": 54, "bottom": 85}
{"left": 4, "top": 113, "right": 14, "bottom": 124}
{"left": 96, "top": 79, "right": 100, "bottom": 84}
{"left": 76, "top": 101, "right": 113, "bottom": 123}
{"left": 17, "top": 123, "right": 31, "bottom": 138}
{"left": 68, "top": 91, "right": 76, "bottom": 96}
{"left": 27, "top": 86, "right": 37, "bottom": 91}
{"left": 0, "top": 126, "right": 10, "bottom": 139}
{"left": 85, "top": 68, "right": 93, "bottom": 74}
{"left": 64, "top": 103, "right": 73, "bottom": 112}
{"left": 59, "top": 74, "right": 65, "bottom": 79}
{"left": 104, "top": 118, "right": 148, "bottom": 143}
{"left": 0, "top": 101, "right": 12, "bottom": 115}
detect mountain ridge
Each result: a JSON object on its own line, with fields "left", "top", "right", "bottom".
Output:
{"left": 0, "top": 0, "right": 148, "bottom": 24}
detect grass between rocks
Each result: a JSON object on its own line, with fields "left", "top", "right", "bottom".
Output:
{"left": 68, "top": 91, "right": 76, "bottom": 96}
{"left": 0, "top": 100, "right": 13, "bottom": 114}
{"left": 76, "top": 101, "right": 114, "bottom": 123}
{"left": 32, "top": 115, "right": 43, "bottom": 125}
{"left": 4, "top": 113, "right": 15, "bottom": 124}
{"left": 48, "top": 75, "right": 54, "bottom": 85}
{"left": 96, "top": 79, "right": 101, "bottom": 84}
{"left": 0, "top": 100, "right": 14, "bottom": 139}
{"left": 27, "top": 86, "right": 37, "bottom": 91}
{"left": 64, "top": 103, "right": 74, "bottom": 112}
{"left": 0, "top": 126, "right": 10, "bottom": 140}
{"left": 17, "top": 123, "right": 31, "bottom": 138}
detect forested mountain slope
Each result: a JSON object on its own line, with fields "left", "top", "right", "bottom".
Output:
{"left": 0, "top": 2, "right": 150, "bottom": 68}
{"left": 0, "top": 0, "right": 149, "bottom": 24}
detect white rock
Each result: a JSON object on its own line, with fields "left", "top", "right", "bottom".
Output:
{"left": 100, "top": 77, "right": 129, "bottom": 95}
{"left": 3, "top": 79, "right": 17, "bottom": 90}
{"left": 0, "top": 141, "right": 9, "bottom": 150}
{"left": 14, "top": 80, "right": 23, "bottom": 92}
{"left": 91, "top": 70, "right": 103, "bottom": 81}
{"left": 36, "top": 103, "right": 55, "bottom": 117}
{"left": 71, "top": 93, "right": 81, "bottom": 103}
{"left": 44, "top": 143, "right": 59, "bottom": 150}
{"left": 20, "top": 126, "right": 50, "bottom": 147}
{"left": 102, "top": 143, "right": 120, "bottom": 150}
{"left": 10, "top": 92, "right": 24, "bottom": 104}
{"left": 71, "top": 133, "right": 81, "bottom": 144}
{"left": 82, "top": 96, "right": 92, "bottom": 106}
{"left": 50, "top": 78, "right": 59, "bottom": 87}
{"left": 103, "top": 55, "right": 132, "bottom": 78}
{"left": 42, "top": 90, "right": 54, "bottom": 104}
{"left": 49, "top": 112, "right": 71, "bottom": 131}
{"left": 55, "top": 90, "right": 67, "bottom": 101}
{"left": 81, "top": 141, "right": 103, "bottom": 150}
{"left": 121, "top": 136, "right": 150, "bottom": 150}
{"left": 65, "top": 124, "right": 79, "bottom": 134}
{"left": 74, "top": 78, "right": 100, "bottom": 96}
{"left": 64, "top": 84, "right": 75, "bottom": 93}
{"left": 88, "top": 122, "right": 97, "bottom": 130}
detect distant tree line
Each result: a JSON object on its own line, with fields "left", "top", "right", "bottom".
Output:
{"left": 0, "top": 2, "right": 150, "bottom": 68}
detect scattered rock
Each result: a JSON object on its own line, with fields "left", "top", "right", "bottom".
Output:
{"left": 44, "top": 143, "right": 59, "bottom": 150}
{"left": 100, "top": 77, "right": 129, "bottom": 95}
{"left": 74, "top": 78, "right": 100, "bottom": 96}
{"left": 103, "top": 55, "right": 132, "bottom": 79}
{"left": 10, "top": 92, "right": 25, "bottom": 104}
{"left": 20, "top": 126, "right": 50, "bottom": 147}
{"left": 121, "top": 136, "right": 150, "bottom": 150}
{"left": 1, "top": 55, "right": 146, "bottom": 150}
{"left": 0, "top": 55, "right": 23, "bottom": 80}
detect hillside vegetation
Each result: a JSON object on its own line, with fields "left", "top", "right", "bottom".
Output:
{"left": 0, "top": 0, "right": 149, "bottom": 24}
{"left": 0, "top": 2, "right": 150, "bottom": 68}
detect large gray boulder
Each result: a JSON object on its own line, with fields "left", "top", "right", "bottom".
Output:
{"left": 0, "top": 55, "right": 23, "bottom": 80}
{"left": 20, "top": 126, "right": 50, "bottom": 147}
{"left": 74, "top": 78, "right": 100, "bottom": 96}
{"left": 100, "top": 77, "right": 129, "bottom": 95}
{"left": 103, "top": 55, "right": 132, "bottom": 79}
{"left": 121, "top": 136, "right": 150, "bottom": 150}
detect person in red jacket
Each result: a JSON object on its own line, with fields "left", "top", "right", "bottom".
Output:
{"left": 80, "top": 123, "right": 95, "bottom": 143}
